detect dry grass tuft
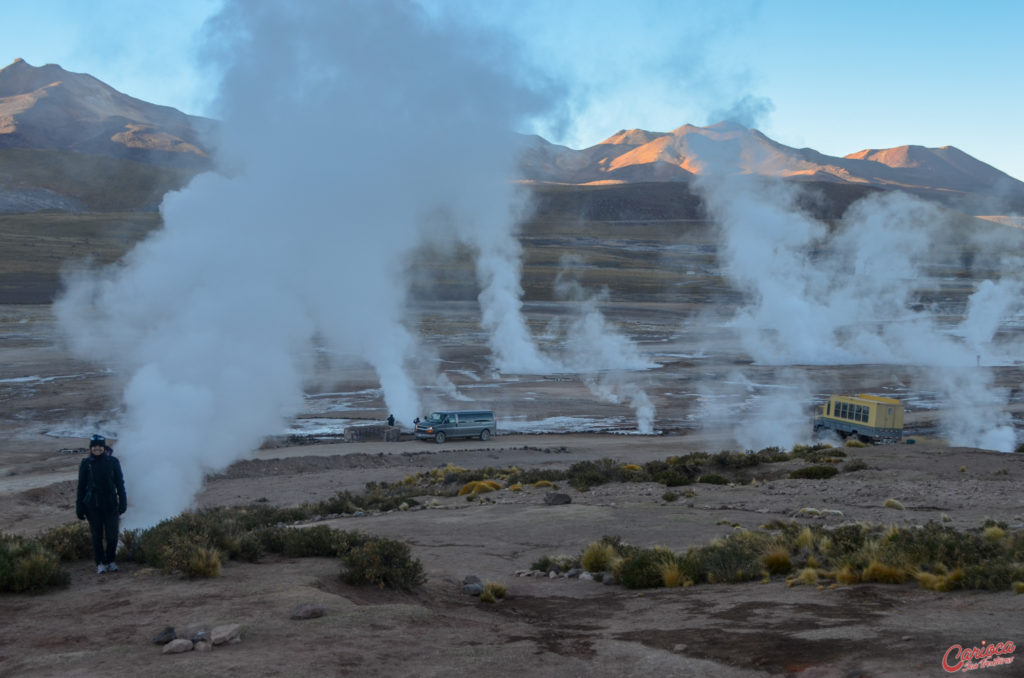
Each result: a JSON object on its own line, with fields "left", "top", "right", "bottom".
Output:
{"left": 883, "top": 498, "right": 905, "bottom": 510}
{"left": 861, "top": 560, "right": 906, "bottom": 584}
{"left": 835, "top": 565, "right": 860, "bottom": 586}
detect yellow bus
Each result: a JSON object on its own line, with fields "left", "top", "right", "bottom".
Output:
{"left": 813, "top": 394, "right": 903, "bottom": 443}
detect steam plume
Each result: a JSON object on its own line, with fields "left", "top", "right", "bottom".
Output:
{"left": 56, "top": 0, "right": 556, "bottom": 525}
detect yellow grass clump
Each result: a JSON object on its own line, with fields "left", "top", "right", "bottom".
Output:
{"left": 798, "top": 567, "right": 818, "bottom": 586}
{"left": 508, "top": 483, "right": 523, "bottom": 492}
{"left": 483, "top": 582, "right": 507, "bottom": 599}
{"left": 861, "top": 560, "right": 906, "bottom": 584}
{"left": 1012, "top": 581, "right": 1024, "bottom": 595}
{"left": 659, "top": 559, "right": 685, "bottom": 588}
{"left": 916, "top": 568, "right": 962, "bottom": 592}
{"left": 581, "top": 542, "right": 618, "bottom": 573}
{"left": 983, "top": 526, "right": 1006, "bottom": 541}
{"left": 845, "top": 439, "right": 867, "bottom": 448}
{"left": 533, "top": 480, "right": 555, "bottom": 489}
{"left": 621, "top": 463, "right": 643, "bottom": 472}
{"left": 795, "top": 526, "right": 815, "bottom": 551}
{"left": 761, "top": 547, "right": 792, "bottom": 575}
{"left": 883, "top": 498, "right": 905, "bottom": 510}
{"left": 457, "top": 481, "right": 500, "bottom": 496}
{"left": 835, "top": 565, "right": 860, "bottom": 586}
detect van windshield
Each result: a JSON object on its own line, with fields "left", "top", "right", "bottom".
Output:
{"left": 426, "top": 412, "right": 445, "bottom": 423}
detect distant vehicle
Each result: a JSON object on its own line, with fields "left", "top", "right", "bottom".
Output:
{"left": 813, "top": 394, "right": 903, "bottom": 443}
{"left": 415, "top": 410, "right": 496, "bottom": 443}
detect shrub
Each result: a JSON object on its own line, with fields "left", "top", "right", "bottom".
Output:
{"left": 1012, "top": 581, "right": 1024, "bottom": 595}
{"left": 341, "top": 537, "right": 425, "bottom": 590}
{"left": 0, "top": 537, "right": 69, "bottom": 593}
{"left": 566, "top": 459, "right": 623, "bottom": 491}
{"left": 789, "top": 465, "right": 838, "bottom": 480}
{"left": 621, "top": 464, "right": 643, "bottom": 472}
{"left": 479, "top": 589, "right": 497, "bottom": 603}
{"left": 37, "top": 522, "right": 92, "bottom": 562}
{"left": 691, "top": 531, "right": 769, "bottom": 584}
{"left": 532, "top": 480, "right": 555, "bottom": 489}
{"left": 712, "top": 451, "right": 760, "bottom": 469}
{"left": 697, "top": 474, "right": 728, "bottom": 485}
{"left": 617, "top": 548, "right": 675, "bottom": 589}
{"left": 260, "top": 525, "right": 343, "bottom": 558}
{"left": 843, "top": 458, "right": 869, "bottom": 473}
{"left": 662, "top": 491, "right": 679, "bottom": 502}
{"left": 884, "top": 498, "right": 905, "bottom": 510}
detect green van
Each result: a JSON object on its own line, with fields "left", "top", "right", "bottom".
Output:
{"left": 415, "top": 410, "right": 496, "bottom": 443}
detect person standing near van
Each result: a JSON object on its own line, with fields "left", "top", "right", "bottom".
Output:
{"left": 76, "top": 435, "right": 127, "bottom": 573}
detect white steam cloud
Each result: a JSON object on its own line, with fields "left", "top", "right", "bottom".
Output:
{"left": 697, "top": 172, "right": 1023, "bottom": 452}
{"left": 55, "top": 0, "right": 560, "bottom": 526}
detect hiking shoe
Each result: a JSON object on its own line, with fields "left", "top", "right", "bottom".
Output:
{"left": 96, "top": 564, "right": 107, "bottom": 574}
{"left": 107, "top": 562, "right": 119, "bottom": 572}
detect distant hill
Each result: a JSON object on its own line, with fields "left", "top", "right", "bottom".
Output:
{"left": 519, "top": 121, "right": 1024, "bottom": 214}
{"left": 0, "top": 58, "right": 214, "bottom": 212}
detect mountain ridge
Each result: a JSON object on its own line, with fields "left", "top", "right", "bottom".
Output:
{"left": 1, "top": 58, "right": 1021, "bottom": 215}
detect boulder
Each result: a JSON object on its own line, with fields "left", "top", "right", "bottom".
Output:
{"left": 162, "top": 639, "right": 193, "bottom": 654}
{"left": 211, "top": 623, "right": 242, "bottom": 645}
{"left": 543, "top": 493, "right": 572, "bottom": 505}
{"left": 290, "top": 603, "right": 325, "bottom": 620}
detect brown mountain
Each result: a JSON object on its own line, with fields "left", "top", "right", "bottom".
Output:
{"left": 520, "top": 121, "right": 1024, "bottom": 213}
{"left": 0, "top": 59, "right": 216, "bottom": 212}
{"left": 0, "top": 58, "right": 213, "bottom": 168}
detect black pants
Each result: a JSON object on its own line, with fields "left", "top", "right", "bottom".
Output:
{"left": 85, "top": 507, "right": 120, "bottom": 565}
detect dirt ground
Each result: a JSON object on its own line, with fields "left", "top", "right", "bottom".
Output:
{"left": 2, "top": 431, "right": 1023, "bottom": 678}
{"left": 2, "top": 294, "right": 1024, "bottom": 677}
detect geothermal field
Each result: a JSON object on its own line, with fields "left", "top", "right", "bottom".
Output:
{"left": 2, "top": 182, "right": 1024, "bottom": 676}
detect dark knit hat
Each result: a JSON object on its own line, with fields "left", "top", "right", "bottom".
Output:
{"left": 89, "top": 434, "right": 106, "bottom": 448}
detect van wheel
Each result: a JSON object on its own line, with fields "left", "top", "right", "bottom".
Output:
{"left": 480, "top": 429, "right": 490, "bottom": 441}
{"left": 434, "top": 432, "right": 446, "bottom": 444}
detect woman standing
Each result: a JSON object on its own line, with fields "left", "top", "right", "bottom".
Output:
{"left": 76, "top": 435, "right": 127, "bottom": 573}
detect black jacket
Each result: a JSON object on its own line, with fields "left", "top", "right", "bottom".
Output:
{"left": 76, "top": 453, "right": 127, "bottom": 517}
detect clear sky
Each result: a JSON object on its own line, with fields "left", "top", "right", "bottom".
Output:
{"left": 3, "top": 0, "right": 1022, "bottom": 180}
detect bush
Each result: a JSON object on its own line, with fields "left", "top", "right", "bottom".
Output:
{"left": 697, "top": 474, "right": 728, "bottom": 485}
{"left": 789, "top": 465, "right": 839, "bottom": 480}
{"left": 37, "top": 522, "right": 92, "bottom": 562}
{"left": 843, "top": 458, "right": 869, "bottom": 473}
{"left": 260, "top": 525, "right": 343, "bottom": 558}
{"left": 341, "top": 537, "right": 425, "bottom": 591}
{"left": 691, "top": 531, "right": 768, "bottom": 584}
{"left": 0, "top": 536, "right": 69, "bottom": 593}
{"left": 617, "top": 548, "right": 675, "bottom": 589}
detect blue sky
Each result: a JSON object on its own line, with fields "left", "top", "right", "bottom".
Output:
{"left": 4, "top": 0, "right": 1023, "bottom": 180}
